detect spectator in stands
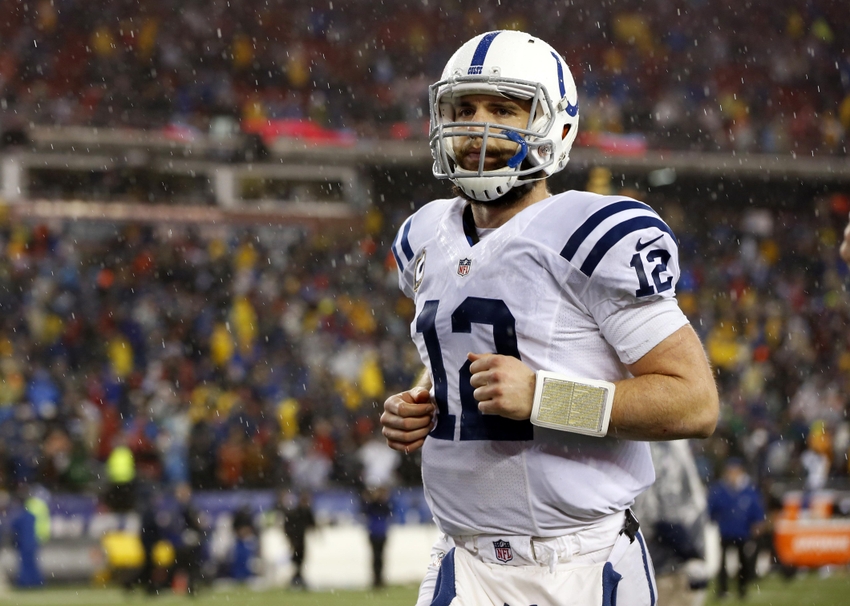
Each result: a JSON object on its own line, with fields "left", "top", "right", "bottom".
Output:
{"left": 278, "top": 490, "right": 316, "bottom": 590}
{"left": 289, "top": 439, "right": 333, "bottom": 493}
{"left": 800, "top": 420, "right": 832, "bottom": 495}
{"left": 104, "top": 433, "right": 136, "bottom": 513}
{"left": 0, "top": 1, "right": 847, "bottom": 155}
{"left": 707, "top": 458, "right": 766, "bottom": 600}
{"left": 187, "top": 420, "right": 217, "bottom": 489}
{"left": 216, "top": 425, "right": 246, "bottom": 490}
{"left": 356, "top": 418, "right": 401, "bottom": 490}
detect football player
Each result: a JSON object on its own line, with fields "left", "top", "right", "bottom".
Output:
{"left": 381, "top": 30, "right": 719, "bottom": 606}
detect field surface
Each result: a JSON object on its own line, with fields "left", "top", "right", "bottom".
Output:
{"left": 3, "top": 572, "right": 850, "bottom": 606}
{"left": 0, "top": 584, "right": 421, "bottom": 606}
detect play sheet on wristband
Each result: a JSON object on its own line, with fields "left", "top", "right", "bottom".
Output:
{"left": 530, "top": 371, "right": 615, "bottom": 437}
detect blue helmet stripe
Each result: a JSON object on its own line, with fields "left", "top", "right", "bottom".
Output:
{"left": 551, "top": 51, "right": 578, "bottom": 116}
{"left": 551, "top": 51, "right": 566, "bottom": 98}
{"left": 468, "top": 31, "right": 501, "bottom": 74}
{"left": 580, "top": 216, "right": 677, "bottom": 278}
{"left": 561, "top": 200, "right": 658, "bottom": 261}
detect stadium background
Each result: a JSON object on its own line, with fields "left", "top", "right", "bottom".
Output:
{"left": 0, "top": 0, "right": 850, "bottom": 600}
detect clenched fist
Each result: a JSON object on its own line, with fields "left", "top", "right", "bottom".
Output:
{"left": 468, "top": 352, "right": 536, "bottom": 420}
{"left": 381, "top": 386, "right": 435, "bottom": 453}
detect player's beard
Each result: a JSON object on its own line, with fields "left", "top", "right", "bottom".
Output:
{"left": 452, "top": 139, "right": 535, "bottom": 208}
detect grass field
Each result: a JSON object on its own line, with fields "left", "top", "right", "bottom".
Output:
{"left": 3, "top": 572, "right": 850, "bottom": 606}
{"left": 702, "top": 569, "right": 850, "bottom": 606}
{"left": 1, "top": 584, "right": 422, "bottom": 606}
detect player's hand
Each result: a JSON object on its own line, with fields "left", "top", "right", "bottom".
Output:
{"left": 381, "top": 386, "right": 435, "bottom": 453}
{"left": 840, "top": 216, "right": 850, "bottom": 266}
{"left": 468, "top": 353, "right": 535, "bottom": 420}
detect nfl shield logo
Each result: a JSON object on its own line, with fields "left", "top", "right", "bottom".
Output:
{"left": 493, "top": 539, "right": 513, "bottom": 563}
{"left": 457, "top": 258, "right": 472, "bottom": 276}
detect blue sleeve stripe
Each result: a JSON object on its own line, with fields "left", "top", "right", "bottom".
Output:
{"left": 400, "top": 218, "right": 415, "bottom": 262}
{"left": 390, "top": 239, "right": 404, "bottom": 271}
{"left": 392, "top": 217, "right": 414, "bottom": 271}
{"left": 560, "top": 200, "right": 658, "bottom": 262}
{"left": 580, "top": 216, "right": 677, "bottom": 278}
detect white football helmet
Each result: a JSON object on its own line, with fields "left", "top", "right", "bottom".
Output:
{"left": 429, "top": 30, "right": 580, "bottom": 202}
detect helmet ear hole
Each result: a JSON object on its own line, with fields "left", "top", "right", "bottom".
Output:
{"left": 562, "top": 124, "right": 572, "bottom": 140}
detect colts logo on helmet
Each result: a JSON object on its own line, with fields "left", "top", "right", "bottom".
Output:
{"left": 493, "top": 539, "right": 513, "bottom": 563}
{"left": 457, "top": 258, "right": 472, "bottom": 276}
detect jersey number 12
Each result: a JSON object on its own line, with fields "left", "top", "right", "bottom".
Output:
{"left": 629, "top": 249, "right": 672, "bottom": 297}
{"left": 416, "top": 297, "right": 534, "bottom": 442}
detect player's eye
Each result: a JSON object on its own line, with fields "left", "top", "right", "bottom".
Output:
{"left": 495, "top": 106, "right": 517, "bottom": 117}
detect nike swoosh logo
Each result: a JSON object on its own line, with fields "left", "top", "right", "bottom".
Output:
{"left": 635, "top": 235, "right": 664, "bottom": 251}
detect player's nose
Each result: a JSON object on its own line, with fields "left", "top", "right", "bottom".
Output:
{"left": 466, "top": 103, "right": 495, "bottom": 129}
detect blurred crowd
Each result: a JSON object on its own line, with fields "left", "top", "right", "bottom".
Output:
{"left": 0, "top": 211, "right": 421, "bottom": 502}
{"left": 671, "top": 192, "right": 850, "bottom": 497}
{"left": 1, "top": 182, "right": 850, "bottom": 507}
{"left": 0, "top": 0, "right": 848, "bottom": 154}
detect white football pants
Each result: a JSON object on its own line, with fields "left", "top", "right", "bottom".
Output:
{"left": 416, "top": 512, "right": 657, "bottom": 606}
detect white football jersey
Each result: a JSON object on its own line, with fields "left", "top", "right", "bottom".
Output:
{"left": 391, "top": 191, "right": 690, "bottom": 537}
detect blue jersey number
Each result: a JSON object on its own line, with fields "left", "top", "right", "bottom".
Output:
{"left": 416, "top": 297, "right": 533, "bottom": 442}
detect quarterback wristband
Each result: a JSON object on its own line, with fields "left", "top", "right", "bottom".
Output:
{"left": 530, "top": 371, "right": 615, "bottom": 437}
